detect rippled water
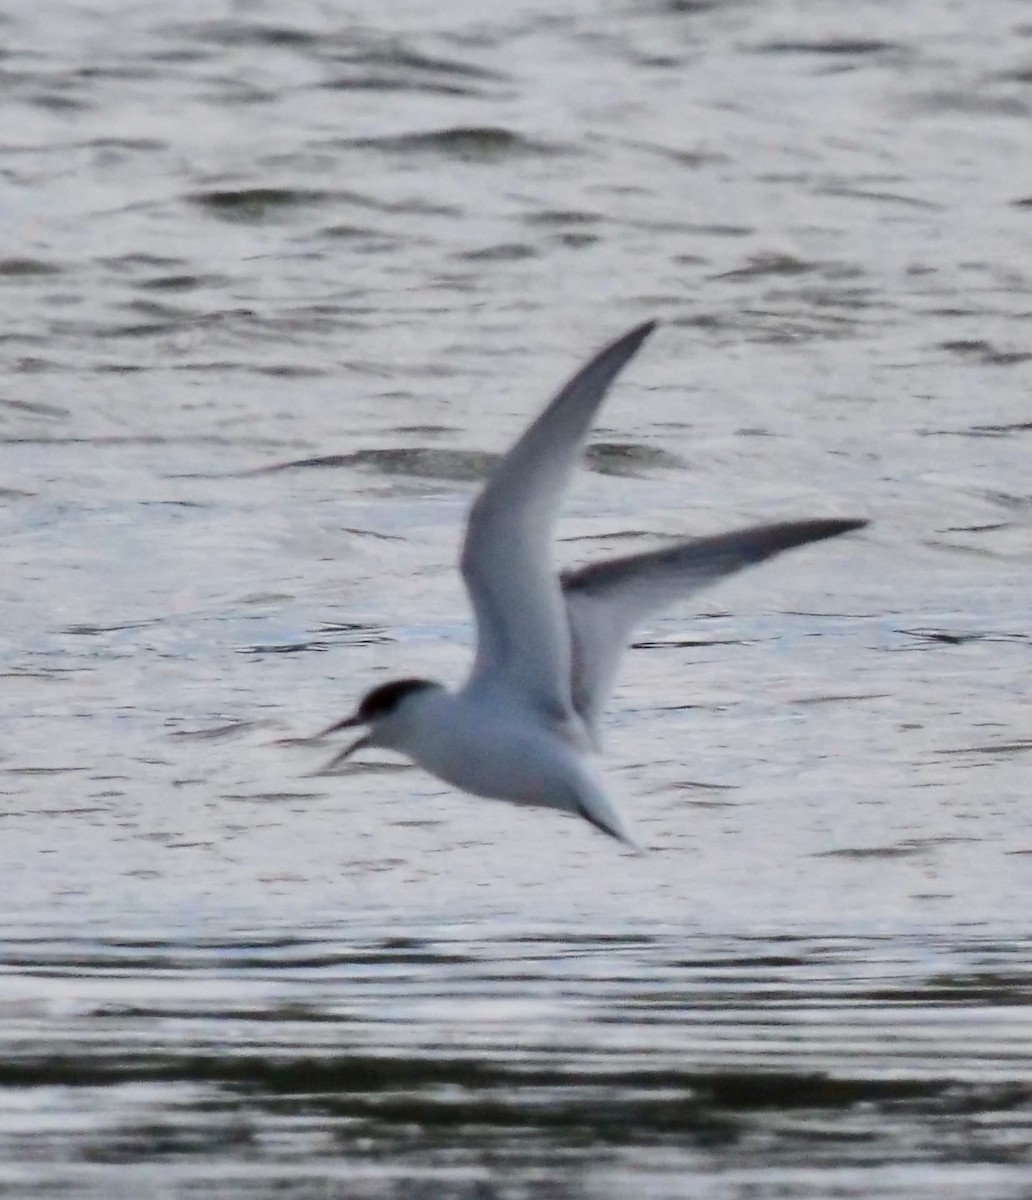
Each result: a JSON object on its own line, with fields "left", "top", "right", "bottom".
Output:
{"left": 3, "top": 0, "right": 1032, "bottom": 1194}
{"left": 4, "top": 927, "right": 1032, "bottom": 1197}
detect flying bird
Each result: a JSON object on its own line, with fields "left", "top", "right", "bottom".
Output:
{"left": 314, "top": 321, "right": 865, "bottom": 848}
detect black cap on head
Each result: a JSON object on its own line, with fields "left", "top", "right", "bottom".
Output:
{"left": 355, "top": 677, "right": 438, "bottom": 724}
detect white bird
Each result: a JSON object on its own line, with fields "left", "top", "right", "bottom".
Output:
{"left": 315, "top": 321, "right": 865, "bottom": 848}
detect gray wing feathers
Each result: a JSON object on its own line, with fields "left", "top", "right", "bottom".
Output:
{"left": 563, "top": 518, "right": 867, "bottom": 733}
{"left": 461, "top": 321, "right": 656, "bottom": 715}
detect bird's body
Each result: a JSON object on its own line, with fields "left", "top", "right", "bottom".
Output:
{"left": 339, "top": 676, "right": 637, "bottom": 842}
{"left": 317, "top": 321, "right": 866, "bottom": 848}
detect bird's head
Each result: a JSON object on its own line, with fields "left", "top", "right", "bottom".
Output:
{"left": 315, "top": 677, "right": 443, "bottom": 767}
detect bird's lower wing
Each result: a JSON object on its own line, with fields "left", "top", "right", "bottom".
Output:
{"left": 562, "top": 517, "right": 867, "bottom": 735}
{"left": 461, "top": 321, "right": 656, "bottom": 717}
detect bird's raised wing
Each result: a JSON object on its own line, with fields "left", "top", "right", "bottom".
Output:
{"left": 461, "top": 321, "right": 656, "bottom": 717}
{"left": 562, "top": 518, "right": 867, "bottom": 736}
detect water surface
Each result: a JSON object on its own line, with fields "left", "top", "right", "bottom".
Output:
{"left": 2, "top": 0, "right": 1032, "bottom": 1194}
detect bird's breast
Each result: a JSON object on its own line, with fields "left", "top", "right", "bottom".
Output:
{"left": 406, "top": 701, "right": 589, "bottom": 813}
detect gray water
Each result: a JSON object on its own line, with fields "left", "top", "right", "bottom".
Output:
{"left": 3, "top": 0, "right": 1032, "bottom": 1194}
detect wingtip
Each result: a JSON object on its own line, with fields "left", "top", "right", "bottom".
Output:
{"left": 778, "top": 516, "right": 870, "bottom": 543}
{"left": 834, "top": 517, "right": 870, "bottom": 535}
{"left": 622, "top": 318, "right": 659, "bottom": 347}
{"left": 768, "top": 516, "right": 870, "bottom": 555}
{"left": 590, "top": 319, "right": 658, "bottom": 372}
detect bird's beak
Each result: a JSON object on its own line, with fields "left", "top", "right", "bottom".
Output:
{"left": 321, "top": 731, "right": 371, "bottom": 771}
{"left": 313, "top": 712, "right": 362, "bottom": 739}
{"left": 303, "top": 712, "right": 372, "bottom": 771}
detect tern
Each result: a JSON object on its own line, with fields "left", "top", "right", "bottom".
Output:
{"left": 315, "top": 321, "right": 865, "bottom": 848}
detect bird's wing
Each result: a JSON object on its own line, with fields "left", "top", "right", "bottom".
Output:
{"left": 460, "top": 321, "right": 656, "bottom": 717}
{"left": 562, "top": 518, "right": 867, "bottom": 736}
